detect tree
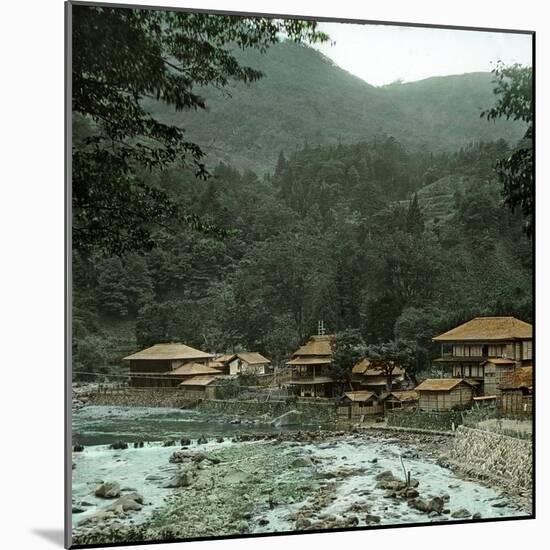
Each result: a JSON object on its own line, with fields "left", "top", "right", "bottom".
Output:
{"left": 482, "top": 62, "right": 533, "bottom": 236}
{"left": 72, "top": 5, "right": 328, "bottom": 254}
{"left": 365, "top": 339, "right": 415, "bottom": 391}
{"left": 330, "top": 329, "right": 366, "bottom": 395}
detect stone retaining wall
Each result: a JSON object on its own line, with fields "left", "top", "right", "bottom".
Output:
{"left": 386, "top": 409, "right": 463, "bottom": 431}
{"left": 198, "top": 399, "right": 337, "bottom": 423}
{"left": 449, "top": 426, "right": 532, "bottom": 492}
{"left": 86, "top": 389, "right": 195, "bottom": 409}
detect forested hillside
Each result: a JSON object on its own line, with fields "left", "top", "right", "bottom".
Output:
{"left": 146, "top": 42, "right": 525, "bottom": 174}
{"left": 73, "top": 135, "right": 532, "bottom": 379}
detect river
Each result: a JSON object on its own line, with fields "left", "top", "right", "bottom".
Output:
{"left": 71, "top": 406, "right": 527, "bottom": 545}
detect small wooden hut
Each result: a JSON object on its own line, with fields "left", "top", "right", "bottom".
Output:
{"left": 341, "top": 391, "right": 383, "bottom": 419}
{"left": 499, "top": 366, "right": 533, "bottom": 415}
{"left": 415, "top": 378, "right": 474, "bottom": 411}
{"left": 383, "top": 390, "right": 419, "bottom": 412}
{"left": 483, "top": 358, "right": 517, "bottom": 396}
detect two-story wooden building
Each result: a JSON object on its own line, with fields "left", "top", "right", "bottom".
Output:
{"left": 432, "top": 316, "right": 532, "bottom": 396}
{"left": 123, "top": 343, "right": 215, "bottom": 387}
{"left": 285, "top": 334, "right": 335, "bottom": 398}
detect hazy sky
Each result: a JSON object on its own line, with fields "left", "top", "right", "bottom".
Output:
{"left": 315, "top": 22, "right": 532, "bottom": 86}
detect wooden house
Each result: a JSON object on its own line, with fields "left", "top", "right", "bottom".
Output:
{"left": 123, "top": 343, "right": 214, "bottom": 387}
{"left": 383, "top": 390, "right": 419, "bottom": 412}
{"left": 432, "top": 316, "right": 532, "bottom": 395}
{"left": 340, "top": 391, "right": 384, "bottom": 419}
{"left": 178, "top": 375, "right": 220, "bottom": 401}
{"left": 285, "top": 334, "right": 335, "bottom": 398}
{"left": 499, "top": 366, "right": 533, "bottom": 415}
{"left": 164, "top": 362, "right": 222, "bottom": 387}
{"left": 351, "top": 358, "right": 404, "bottom": 394}
{"left": 218, "top": 352, "right": 271, "bottom": 376}
{"left": 415, "top": 378, "right": 474, "bottom": 411}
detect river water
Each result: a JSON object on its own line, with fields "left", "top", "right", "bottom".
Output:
{"left": 71, "top": 406, "right": 527, "bottom": 541}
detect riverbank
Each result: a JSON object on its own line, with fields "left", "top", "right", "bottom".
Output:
{"left": 71, "top": 426, "right": 529, "bottom": 546}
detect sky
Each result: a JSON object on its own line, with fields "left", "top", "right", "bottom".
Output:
{"left": 315, "top": 22, "right": 532, "bottom": 86}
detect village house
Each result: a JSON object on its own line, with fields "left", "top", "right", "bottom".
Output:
{"left": 414, "top": 378, "right": 474, "bottom": 411}
{"left": 285, "top": 334, "right": 335, "bottom": 398}
{"left": 499, "top": 366, "right": 533, "bottom": 416}
{"left": 351, "top": 358, "right": 404, "bottom": 394}
{"left": 339, "top": 391, "right": 383, "bottom": 420}
{"left": 432, "top": 316, "right": 532, "bottom": 396}
{"left": 123, "top": 343, "right": 215, "bottom": 387}
{"left": 216, "top": 352, "right": 271, "bottom": 376}
{"left": 383, "top": 390, "right": 419, "bottom": 412}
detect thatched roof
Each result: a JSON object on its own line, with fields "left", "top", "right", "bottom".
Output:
{"left": 292, "top": 335, "right": 334, "bottom": 357}
{"left": 286, "top": 356, "right": 332, "bottom": 366}
{"left": 179, "top": 375, "right": 218, "bottom": 387}
{"left": 415, "top": 378, "right": 473, "bottom": 392}
{"left": 343, "top": 391, "right": 376, "bottom": 403}
{"left": 223, "top": 352, "right": 270, "bottom": 365}
{"left": 216, "top": 354, "right": 235, "bottom": 364}
{"left": 385, "top": 390, "right": 419, "bottom": 402}
{"left": 123, "top": 343, "right": 214, "bottom": 361}
{"left": 482, "top": 358, "right": 517, "bottom": 365}
{"left": 352, "top": 358, "right": 405, "bottom": 376}
{"left": 167, "top": 363, "right": 222, "bottom": 376}
{"left": 499, "top": 366, "right": 533, "bottom": 390}
{"left": 433, "top": 317, "right": 532, "bottom": 342}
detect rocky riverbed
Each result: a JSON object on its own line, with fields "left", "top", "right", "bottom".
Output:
{"left": 71, "top": 428, "right": 529, "bottom": 546}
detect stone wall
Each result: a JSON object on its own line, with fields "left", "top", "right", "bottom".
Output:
{"left": 448, "top": 426, "right": 532, "bottom": 492}
{"left": 197, "top": 399, "right": 337, "bottom": 423}
{"left": 86, "top": 389, "right": 195, "bottom": 408}
{"left": 386, "top": 409, "right": 463, "bottom": 431}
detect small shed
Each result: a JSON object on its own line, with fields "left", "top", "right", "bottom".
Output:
{"left": 483, "top": 358, "right": 517, "bottom": 396}
{"left": 415, "top": 378, "right": 474, "bottom": 411}
{"left": 223, "top": 352, "right": 271, "bottom": 376}
{"left": 341, "top": 391, "right": 383, "bottom": 419}
{"left": 384, "top": 390, "right": 419, "bottom": 412}
{"left": 179, "top": 375, "right": 219, "bottom": 400}
{"left": 499, "top": 366, "right": 533, "bottom": 415}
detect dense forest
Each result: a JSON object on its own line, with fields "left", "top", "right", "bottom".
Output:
{"left": 71, "top": 9, "right": 532, "bottom": 382}
{"left": 73, "top": 135, "right": 532, "bottom": 379}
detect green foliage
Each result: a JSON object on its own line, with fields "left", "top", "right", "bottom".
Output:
{"left": 72, "top": 6, "right": 327, "bottom": 255}
{"left": 482, "top": 62, "right": 533, "bottom": 236}
{"left": 365, "top": 339, "right": 416, "bottom": 388}
{"left": 330, "top": 329, "right": 366, "bottom": 392}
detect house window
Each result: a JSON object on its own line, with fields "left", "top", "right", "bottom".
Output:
{"left": 523, "top": 341, "right": 532, "bottom": 360}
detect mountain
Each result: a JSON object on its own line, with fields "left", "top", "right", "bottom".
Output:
{"left": 146, "top": 41, "right": 525, "bottom": 175}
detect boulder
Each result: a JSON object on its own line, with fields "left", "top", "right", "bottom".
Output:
{"left": 109, "top": 441, "right": 128, "bottom": 450}
{"left": 197, "top": 435, "right": 208, "bottom": 445}
{"left": 161, "top": 471, "right": 195, "bottom": 488}
{"left": 216, "top": 436, "right": 224, "bottom": 443}
{"left": 145, "top": 474, "right": 165, "bottom": 481}
{"left": 258, "top": 517, "right": 270, "bottom": 526}
{"left": 180, "top": 438, "right": 192, "bottom": 446}
{"left": 365, "top": 514, "right": 381, "bottom": 524}
{"left": 375, "top": 470, "right": 396, "bottom": 482}
{"left": 405, "top": 488, "right": 419, "bottom": 499}
{"left": 295, "top": 516, "right": 311, "bottom": 530}
{"left": 428, "top": 497, "right": 444, "bottom": 514}
{"left": 491, "top": 501, "right": 508, "bottom": 508}
{"left": 94, "top": 482, "right": 121, "bottom": 499}
{"left": 291, "top": 456, "right": 314, "bottom": 469}
{"left": 73, "top": 444, "right": 84, "bottom": 453}
{"left": 106, "top": 493, "right": 143, "bottom": 512}
{"left": 451, "top": 508, "right": 472, "bottom": 519}
{"left": 472, "top": 512, "right": 482, "bottom": 520}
